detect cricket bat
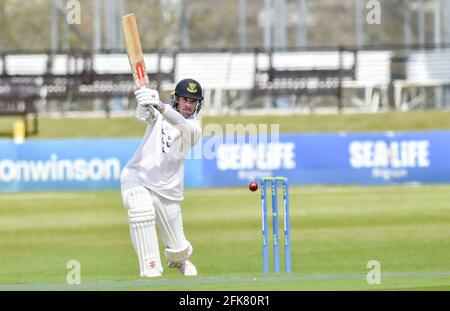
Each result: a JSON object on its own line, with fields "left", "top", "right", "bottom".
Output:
{"left": 121, "top": 13, "right": 149, "bottom": 89}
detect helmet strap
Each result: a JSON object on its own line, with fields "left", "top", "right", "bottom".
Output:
{"left": 171, "top": 96, "right": 179, "bottom": 112}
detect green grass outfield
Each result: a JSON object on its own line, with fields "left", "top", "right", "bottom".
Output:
{"left": 1, "top": 110, "right": 450, "bottom": 138}
{"left": 1, "top": 185, "right": 449, "bottom": 291}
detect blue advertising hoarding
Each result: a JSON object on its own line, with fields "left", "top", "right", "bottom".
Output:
{"left": 1, "top": 130, "right": 449, "bottom": 192}
{"left": 0, "top": 138, "right": 202, "bottom": 192}
{"left": 201, "top": 130, "right": 450, "bottom": 187}
{"left": 0, "top": 140, "right": 18, "bottom": 192}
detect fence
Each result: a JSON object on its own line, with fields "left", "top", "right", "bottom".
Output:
{"left": 1, "top": 45, "right": 450, "bottom": 119}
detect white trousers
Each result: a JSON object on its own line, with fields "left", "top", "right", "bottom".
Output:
{"left": 121, "top": 181, "right": 190, "bottom": 276}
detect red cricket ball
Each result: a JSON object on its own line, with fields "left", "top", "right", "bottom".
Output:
{"left": 248, "top": 181, "right": 259, "bottom": 192}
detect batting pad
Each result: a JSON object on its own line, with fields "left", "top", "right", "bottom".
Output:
{"left": 124, "top": 187, "right": 162, "bottom": 275}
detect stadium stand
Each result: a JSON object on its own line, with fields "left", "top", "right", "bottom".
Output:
{"left": 174, "top": 52, "right": 255, "bottom": 112}
{"left": 342, "top": 51, "right": 392, "bottom": 113}
{"left": 5, "top": 54, "right": 48, "bottom": 75}
{"left": 2, "top": 48, "right": 450, "bottom": 118}
{"left": 253, "top": 49, "right": 357, "bottom": 112}
{"left": 393, "top": 49, "right": 450, "bottom": 111}
{"left": 0, "top": 55, "right": 40, "bottom": 135}
{"left": 0, "top": 51, "right": 175, "bottom": 106}
{"left": 175, "top": 49, "right": 357, "bottom": 113}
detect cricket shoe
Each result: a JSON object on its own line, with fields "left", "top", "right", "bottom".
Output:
{"left": 178, "top": 260, "right": 197, "bottom": 276}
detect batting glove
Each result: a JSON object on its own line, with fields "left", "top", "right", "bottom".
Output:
{"left": 135, "top": 87, "right": 164, "bottom": 111}
{"left": 136, "top": 102, "right": 157, "bottom": 123}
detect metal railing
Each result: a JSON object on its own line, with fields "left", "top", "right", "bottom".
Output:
{"left": 0, "top": 44, "right": 449, "bottom": 117}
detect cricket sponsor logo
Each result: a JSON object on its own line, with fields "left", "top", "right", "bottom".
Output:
{"left": 134, "top": 61, "right": 148, "bottom": 87}
{"left": 149, "top": 260, "right": 157, "bottom": 269}
{"left": 216, "top": 142, "right": 296, "bottom": 171}
{"left": 197, "top": 123, "right": 281, "bottom": 161}
{"left": 206, "top": 124, "right": 293, "bottom": 181}
{"left": 349, "top": 140, "right": 431, "bottom": 180}
{"left": 135, "top": 62, "right": 145, "bottom": 80}
{"left": 0, "top": 153, "right": 121, "bottom": 183}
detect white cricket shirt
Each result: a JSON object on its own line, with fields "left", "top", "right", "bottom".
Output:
{"left": 120, "top": 104, "right": 201, "bottom": 201}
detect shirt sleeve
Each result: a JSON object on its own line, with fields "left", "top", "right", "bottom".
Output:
{"left": 161, "top": 104, "right": 201, "bottom": 146}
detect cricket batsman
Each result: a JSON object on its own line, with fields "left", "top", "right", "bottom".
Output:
{"left": 120, "top": 78, "right": 203, "bottom": 277}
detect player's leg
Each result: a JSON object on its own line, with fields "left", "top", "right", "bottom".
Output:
{"left": 121, "top": 182, "right": 163, "bottom": 277}
{"left": 152, "top": 191, "right": 197, "bottom": 276}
